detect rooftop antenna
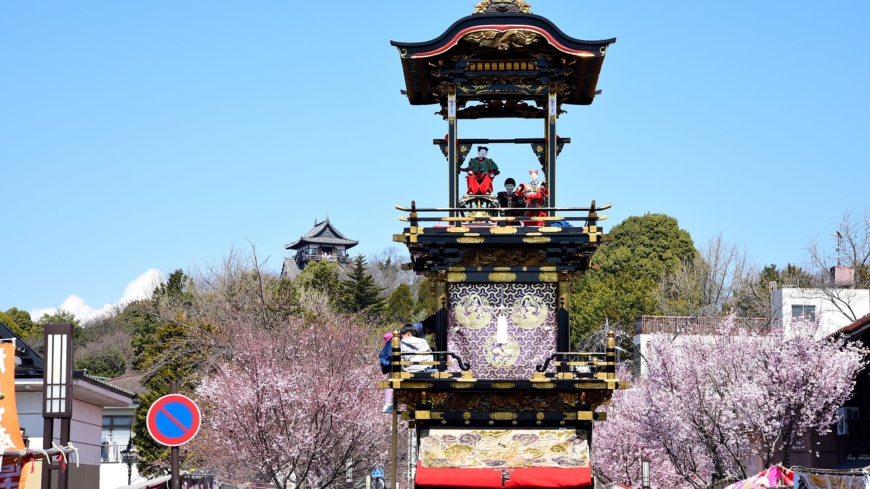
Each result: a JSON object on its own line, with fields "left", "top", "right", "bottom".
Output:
{"left": 833, "top": 231, "right": 843, "bottom": 266}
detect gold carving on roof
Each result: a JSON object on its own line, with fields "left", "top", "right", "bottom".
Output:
{"left": 490, "top": 412, "right": 518, "bottom": 420}
{"left": 462, "top": 30, "right": 540, "bottom": 51}
{"left": 473, "top": 0, "right": 532, "bottom": 15}
{"left": 472, "top": 0, "right": 490, "bottom": 14}
{"left": 491, "top": 382, "right": 516, "bottom": 389}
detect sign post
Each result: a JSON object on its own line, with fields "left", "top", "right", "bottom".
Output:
{"left": 146, "top": 384, "right": 201, "bottom": 489}
{"left": 372, "top": 467, "right": 385, "bottom": 489}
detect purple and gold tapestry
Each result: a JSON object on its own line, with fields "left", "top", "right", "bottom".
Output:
{"left": 447, "top": 283, "right": 557, "bottom": 379}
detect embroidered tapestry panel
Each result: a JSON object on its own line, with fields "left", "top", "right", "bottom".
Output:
{"left": 447, "top": 283, "right": 557, "bottom": 379}
{"left": 419, "top": 428, "right": 589, "bottom": 469}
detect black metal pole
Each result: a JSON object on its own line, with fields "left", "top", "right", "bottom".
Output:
{"left": 170, "top": 381, "right": 180, "bottom": 489}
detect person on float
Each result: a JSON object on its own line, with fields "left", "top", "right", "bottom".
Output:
{"left": 518, "top": 169, "right": 548, "bottom": 226}
{"left": 460, "top": 146, "right": 499, "bottom": 195}
{"left": 496, "top": 177, "right": 526, "bottom": 223}
{"left": 399, "top": 324, "right": 435, "bottom": 373}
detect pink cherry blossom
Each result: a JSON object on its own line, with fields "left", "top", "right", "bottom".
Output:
{"left": 595, "top": 314, "right": 866, "bottom": 488}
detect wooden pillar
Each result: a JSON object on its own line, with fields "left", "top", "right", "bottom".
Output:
{"left": 447, "top": 91, "right": 458, "bottom": 216}
{"left": 41, "top": 418, "right": 53, "bottom": 489}
{"left": 434, "top": 280, "right": 448, "bottom": 369}
{"left": 546, "top": 88, "right": 557, "bottom": 212}
{"left": 390, "top": 330, "right": 400, "bottom": 489}
{"left": 557, "top": 280, "right": 571, "bottom": 368}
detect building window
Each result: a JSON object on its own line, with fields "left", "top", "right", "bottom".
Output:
{"left": 102, "top": 416, "right": 132, "bottom": 462}
{"left": 791, "top": 305, "right": 816, "bottom": 321}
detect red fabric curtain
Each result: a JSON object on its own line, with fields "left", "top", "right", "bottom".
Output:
{"left": 415, "top": 462, "right": 592, "bottom": 489}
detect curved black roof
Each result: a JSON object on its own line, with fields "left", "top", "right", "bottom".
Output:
{"left": 390, "top": 12, "right": 615, "bottom": 107}
{"left": 391, "top": 13, "right": 615, "bottom": 59}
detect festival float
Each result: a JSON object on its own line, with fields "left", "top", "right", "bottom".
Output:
{"left": 380, "top": 2, "right": 629, "bottom": 488}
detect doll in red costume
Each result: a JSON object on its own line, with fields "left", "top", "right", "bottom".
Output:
{"left": 518, "top": 169, "right": 548, "bottom": 226}
{"left": 460, "top": 146, "right": 500, "bottom": 195}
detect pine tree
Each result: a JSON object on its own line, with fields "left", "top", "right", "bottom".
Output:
{"left": 337, "top": 255, "right": 386, "bottom": 316}
{"left": 385, "top": 283, "right": 415, "bottom": 323}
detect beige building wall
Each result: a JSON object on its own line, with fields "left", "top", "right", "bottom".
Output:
{"left": 16, "top": 378, "right": 134, "bottom": 489}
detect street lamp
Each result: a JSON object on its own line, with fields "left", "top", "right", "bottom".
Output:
{"left": 641, "top": 457, "right": 651, "bottom": 489}
{"left": 120, "top": 439, "right": 139, "bottom": 486}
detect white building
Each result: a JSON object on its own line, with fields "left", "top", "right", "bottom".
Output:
{"left": 771, "top": 286, "right": 870, "bottom": 338}
{"left": 16, "top": 372, "right": 135, "bottom": 489}
{"left": 100, "top": 372, "right": 147, "bottom": 489}
{"left": 0, "top": 320, "right": 137, "bottom": 489}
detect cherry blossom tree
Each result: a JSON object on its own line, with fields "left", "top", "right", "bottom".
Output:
{"left": 194, "top": 309, "right": 389, "bottom": 489}
{"left": 593, "top": 368, "right": 684, "bottom": 489}
{"left": 594, "top": 315, "right": 866, "bottom": 488}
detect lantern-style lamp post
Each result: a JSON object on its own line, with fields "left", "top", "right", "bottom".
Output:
{"left": 120, "top": 439, "right": 139, "bottom": 486}
{"left": 43, "top": 323, "right": 74, "bottom": 489}
{"left": 641, "top": 457, "right": 651, "bottom": 489}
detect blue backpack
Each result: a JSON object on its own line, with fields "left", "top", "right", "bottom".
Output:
{"left": 379, "top": 341, "right": 392, "bottom": 374}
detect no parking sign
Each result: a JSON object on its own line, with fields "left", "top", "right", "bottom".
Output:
{"left": 146, "top": 394, "right": 201, "bottom": 447}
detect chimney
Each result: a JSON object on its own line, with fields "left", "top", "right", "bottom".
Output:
{"left": 830, "top": 266, "right": 855, "bottom": 287}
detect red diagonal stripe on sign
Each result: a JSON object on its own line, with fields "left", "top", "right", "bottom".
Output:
{"left": 158, "top": 405, "right": 190, "bottom": 433}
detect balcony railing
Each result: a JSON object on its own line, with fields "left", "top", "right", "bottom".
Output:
{"left": 635, "top": 316, "right": 774, "bottom": 335}
{"left": 297, "top": 252, "right": 349, "bottom": 264}
{"left": 101, "top": 441, "right": 130, "bottom": 463}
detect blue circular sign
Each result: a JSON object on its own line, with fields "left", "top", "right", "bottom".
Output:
{"left": 146, "top": 394, "right": 201, "bottom": 447}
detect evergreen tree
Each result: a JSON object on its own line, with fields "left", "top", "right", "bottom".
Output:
{"left": 416, "top": 278, "right": 436, "bottom": 316}
{"left": 131, "top": 269, "right": 191, "bottom": 370}
{"left": 28, "top": 309, "right": 85, "bottom": 353}
{"left": 385, "top": 283, "right": 415, "bottom": 323}
{"left": 75, "top": 347, "right": 127, "bottom": 378}
{"left": 294, "top": 260, "right": 342, "bottom": 305}
{"left": 570, "top": 214, "right": 695, "bottom": 345}
{"left": 2, "top": 308, "right": 33, "bottom": 339}
{"left": 337, "top": 255, "right": 386, "bottom": 316}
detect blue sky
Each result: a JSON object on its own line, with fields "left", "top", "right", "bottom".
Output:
{"left": 1, "top": 1, "right": 868, "bottom": 320}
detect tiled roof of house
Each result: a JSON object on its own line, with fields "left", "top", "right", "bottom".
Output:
{"left": 105, "top": 372, "right": 148, "bottom": 396}
{"left": 840, "top": 313, "right": 870, "bottom": 338}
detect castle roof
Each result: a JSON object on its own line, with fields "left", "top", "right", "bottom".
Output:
{"left": 284, "top": 217, "right": 359, "bottom": 250}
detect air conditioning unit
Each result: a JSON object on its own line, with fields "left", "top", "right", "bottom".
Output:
{"left": 837, "top": 406, "right": 859, "bottom": 436}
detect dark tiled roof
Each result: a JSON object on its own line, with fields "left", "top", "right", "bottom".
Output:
{"left": 285, "top": 217, "right": 359, "bottom": 250}
{"left": 75, "top": 371, "right": 137, "bottom": 399}
{"left": 0, "top": 320, "right": 44, "bottom": 371}
{"left": 105, "top": 372, "right": 148, "bottom": 396}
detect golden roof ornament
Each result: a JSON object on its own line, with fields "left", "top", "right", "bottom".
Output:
{"left": 473, "top": 0, "right": 532, "bottom": 15}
